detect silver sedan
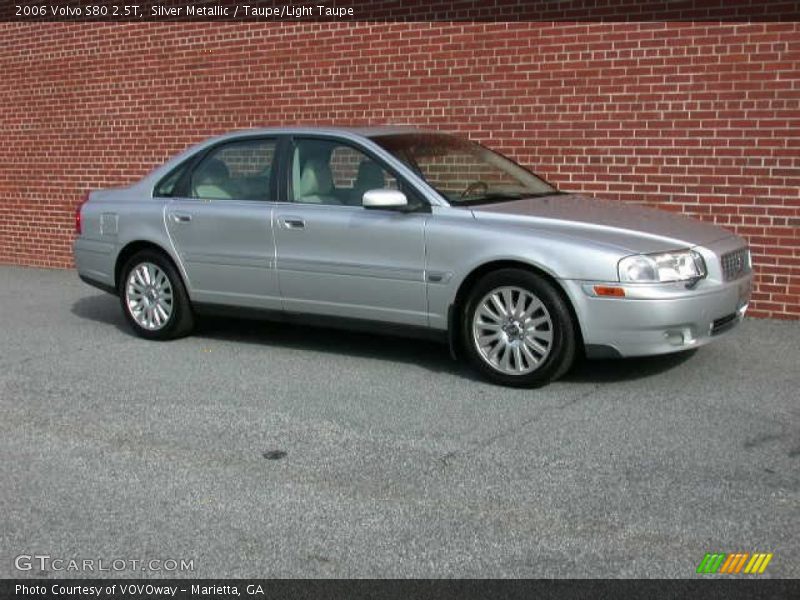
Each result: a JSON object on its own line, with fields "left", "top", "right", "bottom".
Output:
{"left": 74, "top": 127, "right": 752, "bottom": 386}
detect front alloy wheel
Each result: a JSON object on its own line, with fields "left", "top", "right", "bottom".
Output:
{"left": 462, "top": 268, "right": 577, "bottom": 387}
{"left": 472, "top": 286, "right": 554, "bottom": 375}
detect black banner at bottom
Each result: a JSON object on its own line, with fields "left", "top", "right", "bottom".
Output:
{"left": 2, "top": 579, "right": 799, "bottom": 600}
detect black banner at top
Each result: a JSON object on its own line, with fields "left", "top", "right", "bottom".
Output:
{"left": 2, "top": 0, "right": 800, "bottom": 22}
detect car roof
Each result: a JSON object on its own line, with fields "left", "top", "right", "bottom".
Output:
{"left": 206, "top": 125, "right": 436, "bottom": 143}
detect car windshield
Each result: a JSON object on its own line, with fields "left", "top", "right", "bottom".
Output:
{"left": 370, "top": 133, "right": 559, "bottom": 205}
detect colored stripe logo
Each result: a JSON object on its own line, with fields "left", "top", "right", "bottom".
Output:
{"left": 697, "top": 552, "right": 773, "bottom": 574}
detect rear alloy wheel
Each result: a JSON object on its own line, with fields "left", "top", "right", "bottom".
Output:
{"left": 120, "top": 250, "right": 194, "bottom": 340}
{"left": 462, "top": 269, "right": 577, "bottom": 387}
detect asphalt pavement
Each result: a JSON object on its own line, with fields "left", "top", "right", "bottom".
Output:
{"left": 1, "top": 266, "right": 798, "bottom": 578}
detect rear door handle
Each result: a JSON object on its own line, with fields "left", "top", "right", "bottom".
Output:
{"left": 170, "top": 212, "right": 192, "bottom": 223}
{"left": 278, "top": 216, "right": 305, "bottom": 230}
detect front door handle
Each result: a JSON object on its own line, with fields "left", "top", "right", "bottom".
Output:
{"left": 170, "top": 213, "right": 192, "bottom": 223}
{"left": 278, "top": 216, "right": 305, "bottom": 230}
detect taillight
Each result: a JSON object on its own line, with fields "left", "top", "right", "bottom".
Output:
{"left": 75, "top": 192, "right": 89, "bottom": 234}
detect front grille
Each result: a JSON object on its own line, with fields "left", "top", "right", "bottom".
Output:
{"left": 720, "top": 247, "right": 751, "bottom": 281}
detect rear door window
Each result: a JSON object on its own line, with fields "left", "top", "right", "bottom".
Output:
{"left": 190, "top": 139, "right": 276, "bottom": 201}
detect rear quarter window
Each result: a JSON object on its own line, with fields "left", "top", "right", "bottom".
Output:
{"left": 154, "top": 162, "right": 190, "bottom": 198}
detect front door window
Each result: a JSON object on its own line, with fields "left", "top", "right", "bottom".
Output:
{"left": 289, "top": 139, "right": 399, "bottom": 207}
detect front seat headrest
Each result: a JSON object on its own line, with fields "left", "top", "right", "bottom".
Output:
{"left": 354, "top": 160, "right": 386, "bottom": 191}
{"left": 197, "top": 158, "right": 230, "bottom": 185}
{"left": 297, "top": 158, "right": 334, "bottom": 198}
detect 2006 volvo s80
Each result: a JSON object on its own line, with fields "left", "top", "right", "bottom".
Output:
{"left": 74, "top": 127, "right": 752, "bottom": 386}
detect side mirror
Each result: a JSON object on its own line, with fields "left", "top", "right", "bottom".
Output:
{"left": 363, "top": 189, "right": 408, "bottom": 210}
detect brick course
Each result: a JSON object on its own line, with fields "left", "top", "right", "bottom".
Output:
{"left": 0, "top": 19, "right": 798, "bottom": 317}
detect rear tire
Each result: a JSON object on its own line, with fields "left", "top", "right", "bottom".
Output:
{"left": 461, "top": 268, "right": 577, "bottom": 387}
{"left": 119, "top": 250, "right": 194, "bottom": 340}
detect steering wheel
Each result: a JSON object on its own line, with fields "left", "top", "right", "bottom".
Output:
{"left": 460, "top": 180, "right": 489, "bottom": 199}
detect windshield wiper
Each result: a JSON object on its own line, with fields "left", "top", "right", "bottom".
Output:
{"left": 460, "top": 192, "right": 525, "bottom": 202}
{"left": 527, "top": 190, "right": 566, "bottom": 197}
{"left": 459, "top": 190, "right": 564, "bottom": 205}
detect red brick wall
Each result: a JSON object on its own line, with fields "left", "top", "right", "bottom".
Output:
{"left": 1, "top": 20, "right": 798, "bottom": 317}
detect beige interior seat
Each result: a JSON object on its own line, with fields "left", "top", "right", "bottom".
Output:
{"left": 292, "top": 150, "right": 340, "bottom": 205}
{"left": 194, "top": 158, "right": 234, "bottom": 200}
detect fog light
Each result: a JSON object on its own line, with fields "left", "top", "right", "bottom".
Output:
{"left": 665, "top": 328, "right": 696, "bottom": 346}
{"left": 665, "top": 330, "right": 684, "bottom": 346}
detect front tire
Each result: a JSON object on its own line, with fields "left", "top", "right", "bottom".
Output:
{"left": 119, "top": 250, "right": 194, "bottom": 340}
{"left": 461, "top": 268, "right": 577, "bottom": 387}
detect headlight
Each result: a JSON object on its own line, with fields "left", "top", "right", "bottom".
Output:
{"left": 618, "top": 250, "right": 707, "bottom": 283}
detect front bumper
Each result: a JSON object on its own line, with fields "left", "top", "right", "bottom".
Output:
{"left": 564, "top": 268, "right": 752, "bottom": 359}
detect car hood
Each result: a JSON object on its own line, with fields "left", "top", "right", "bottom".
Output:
{"left": 469, "top": 193, "right": 733, "bottom": 252}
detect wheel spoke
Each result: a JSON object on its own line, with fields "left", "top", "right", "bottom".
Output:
{"left": 525, "top": 314, "right": 548, "bottom": 328}
{"left": 524, "top": 336, "right": 548, "bottom": 356}
{"left": 488, "top": 339, "right": 504, "bottom": 362}
{"left": 477, "top": 332, "right": 502, "bottom": 346}
{"left": 521, "top": 344, "right": 539, "bottom": 368}
{"left": 490, "top": 293, "right": 508, "bottom": 318}
{"left": 478, "top": 305, "right": 502, "bottom": 323}
{"left": 501, "top": 289, "right": 514, "bottom": 316}
{"left": 521, "top": 298, "right": 544, "bottom": 321}
{"left": 513, "top": 292, "right": 526, "bottom": 319}
{"left": 500, "top": 345, "right": 512, "bottom": 371}
{"left": 156, "top": 303, "right": 169, "bottom": 322}
{"left": 529, "top": 327, "right": 553, "bottom": 344}
{"left": 476, "top": 320, "right": 501, "bottom": 332}
{"left": 512, "top": 345, "right": 524, "bottom": 372}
